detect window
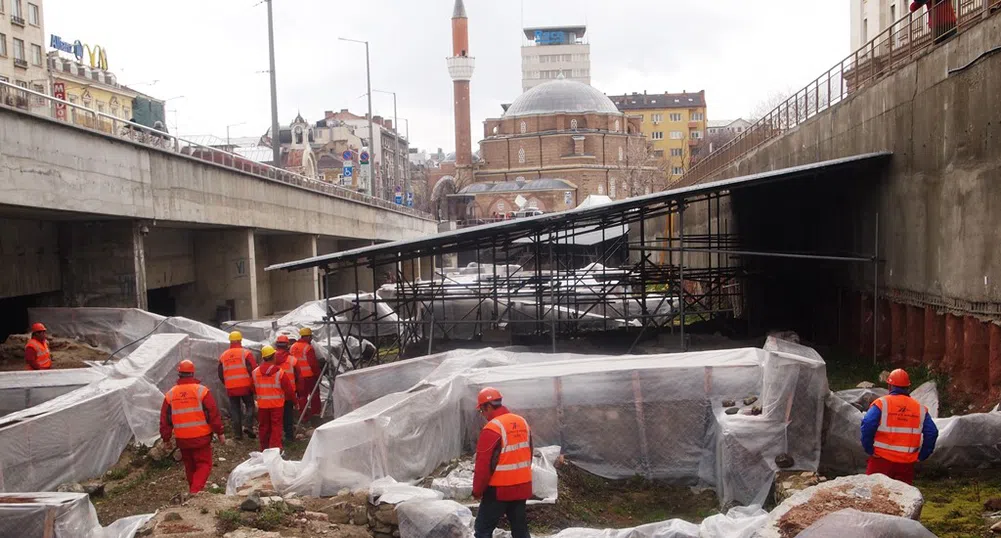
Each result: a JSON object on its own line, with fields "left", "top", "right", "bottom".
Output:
{"left": 31, "top": 82, "right": 42, "bottom": 95}
{"left": 12, "top": 37, "right": 24, "bottom": 61}
{"left": 614, "top": 119, "right": 620, "bottom": 131}
{"left": 96, "top": 101, "right": 105, "bottom": 113}
{"left": 27, "top": 2, "right": 37, "bottom": 25}
{"left": 30, "top": 43, "right": 41, "bottom": 65}
{"left": 690, "top": 131, "right": 703, "bottom": 139}
{"left": 891, "top": 4, "right": 896, "bottom": 23}
{"left": 518, "top": 147, "right": 525, "bottom": 164}
{"left": 653, "top": 149, "right": 664, "bottom": 158}
{"left": 0, "top": 1, "right": 4, "bottom": 14}
{"left": 672, "top": 167, "right": 684, "bottom": 175}
{"left": 618, "top": 146, "right": 624, "bottom": 161}
{"left": 691, "top": 112, "right": 705, "bottom": 121}
{"left": 569, "top": 118, "right": 578, "bottom": 130}
{"left": 123, "top": 106, "right": 130, "bottom": 118}
{"left": 609, "top": 180, "right": 616, "bottom": 199}
{"left": 862, "top": 18, "right": 868, "bottom": 43}
{"left": 12, "top": 0, "right": 20, "bottom": 18}
{"left": 0, "top": 33, "right": 6, "bottom": 57}
{"left": 651, "top": 113, "right": 663, "bottom": 123}
{"left": 651, "top": 131, "right": 664, "bottom": 140}
{"left": 669, "top": 113, "right": 682, "bottom": 122}
{"left": 519, "top": 121, "right": 526, "bottom": 134}
{"left": 670, "top": 148, "right": 683, "bottom": 157}
{"left": 670, "top": 131, "right": 683, "bottom": 139}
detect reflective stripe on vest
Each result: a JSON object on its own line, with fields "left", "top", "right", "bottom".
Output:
{"left": 290, "top": 342, "right": 314, "bottom": 378}
{"left": 279, "top": 356, "right": 297, "bottom": 378}
{"left": 165, "top": 384, "right": 212, "bottom": 439}
{"left": 253, "top": 367, "right": 285, "bottom": 409}
{"left": 219, "top": 348, "right": 253, "bottom": 390}
{"left": 872, "top": 395, "right": 925, "bottom": 463}
{"left": 484, "top": 413, "right": 533, "bottom": 487}
{"left": 26, "top": 339, "right": 51, "bottom": 369}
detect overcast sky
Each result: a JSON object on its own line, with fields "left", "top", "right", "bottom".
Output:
{"left": 45, "top": 0, "right": 850, "bottom": 152}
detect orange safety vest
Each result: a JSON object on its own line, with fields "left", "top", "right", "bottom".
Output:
{"left": 289, "top": 341, "right": 314, "bottom": 378}
{"left": 26, "top": 339, "right": 51, "bottom": 369}
{"left": 253, "top": 366, "right": 285, "bottom": 409}
{"left": 484, "top": 413, "right": 533, "bottom": 487}
{"left": 164, "top": 384, "right": 212, "bottom": 439}
{"left": 278, "top": 355, "right": 297, "bottom": 380}
{"left": 871, "top": 394, "right": 926, "bottom": 463}
{"left": 219, "top": 347, "right": 253, "bottom": 390}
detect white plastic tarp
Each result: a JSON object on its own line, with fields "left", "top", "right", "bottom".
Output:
{"left": 429, "top": 445, "right": 560, "bottom": 503}
{"left": 796, "top": 508, "right": 936, "bottom": 537}
{"left": 0, "top": 492, "right": 153, "bottom": 538}
{"left": 0, "top": 368, "right": 105, "bottom": 417}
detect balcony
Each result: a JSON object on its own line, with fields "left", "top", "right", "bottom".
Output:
{"left": 13, "top": 58, "right": 28, "bottom": 69}
{"left": 10, "top": 14, "right": 25, "bottom": 27}
{"left": 688, "top": 121, "right": 700, "bottom": 129}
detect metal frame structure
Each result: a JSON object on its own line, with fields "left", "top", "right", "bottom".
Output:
{"left": 268, "top": 155, "right": 892, "bottom": 389}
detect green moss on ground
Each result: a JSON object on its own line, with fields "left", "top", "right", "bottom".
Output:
{"left": 916, "top": 468, "right": 1001, "bottom": 537}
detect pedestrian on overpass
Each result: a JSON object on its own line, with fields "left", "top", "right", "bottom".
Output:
{"left": 860, "top": 368, "right": 939, "bottom": 485}
{"left": 252, "top": 345, "right": 296, "bottom": 451}
{"left": 217, "top": 331, "right": 258, "bottom": 439}
{"left": 160, "top": 360, "right": 225, "bottom": 494}
{"left": 472, "top": 387, "right": 533, "bottom": 538}
{"left": 290, "top": 327, "right": 322, "bottom": 421}
{"left": 274, "top": 334, "right": 299, "bottom": 442}
{"left": 24, "top": 322, "right": 51, "bottom": 370}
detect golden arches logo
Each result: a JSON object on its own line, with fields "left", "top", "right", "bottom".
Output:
{"left": 72, "top": 40, "right": 108, "bottom": 70}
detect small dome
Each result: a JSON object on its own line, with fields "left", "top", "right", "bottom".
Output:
{"left": 504, "top": 80, "right": 621, "bottom": 118}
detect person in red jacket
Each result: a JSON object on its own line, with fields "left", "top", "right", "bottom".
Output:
{"left": 160, "top": 360, "right": 226, "bottom": 494}
{"left": 472, "top": 387, "right": 532, "bottom": 538}
{"left": 217, "top": 331, "right": 258, "bottom": 439}
{"left": 290, "top": 327, "right": 322, "bottom": 421}
{"left": 24, "top": 322, "right": 52, "bottom": 370}
{"left": 274, "top": 335, "right": 299, "bottom": 442}
{"left": 252, "top": 345, "right": 297, "bottom": 451}
{"left": 911, "top": 0, "right": 957, "bottom": 42}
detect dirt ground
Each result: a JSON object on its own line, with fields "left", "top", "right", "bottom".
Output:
{"left": 0, "top": 333, "right": 109, "bottom": 371}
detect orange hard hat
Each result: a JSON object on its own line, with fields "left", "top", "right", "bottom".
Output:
{"left": 30, "top": 322, "right": 46, "bottom": 333}
{"left": 887, "top": 368, "right": 911, "bottom": 387}
{"left": 477, "top": 387, "right": 503, "bottom": 408}
{"left": 276, "top": 335, "right": 290, "bottom": 344}
{"left": 177, "top": 360, "right": 196, "bottom": 374}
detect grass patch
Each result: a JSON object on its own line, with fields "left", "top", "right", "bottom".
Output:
{"left": 104, "top": 466, "right": 130, "bottom": 481}
{"left": 916, "top": 468, "right": 1001, "bottom": 537}
{"left": 254, "top": 503, "right": 293, "bottom": 531}
{"left": 215, "top": 509, "right": 242, "bottom": 534}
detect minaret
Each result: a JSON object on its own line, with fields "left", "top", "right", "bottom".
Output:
{"left": 447, "top": 0, "right": 475, "bottom": 169}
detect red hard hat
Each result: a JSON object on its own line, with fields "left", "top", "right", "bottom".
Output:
{"left": 276, "top": 335, "right": 290, "bottom": 344}
{"left": 177, "top": 360, "right": 196, "bottom": 374}
{"left": 887, "top": 368, "right": 911, "bottom": 387}
{"left": 477, "top": 387, "right": 503, "bottom": 408}
{"left": 30, "top": 322, "right": 47, "bottom": 333}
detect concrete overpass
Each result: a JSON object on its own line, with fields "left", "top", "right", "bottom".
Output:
{"left": 678, "top": 8, "right": 1001, "bottom": 398}
{"left": 0, "top": 97, "right": 437, "bottom": 332}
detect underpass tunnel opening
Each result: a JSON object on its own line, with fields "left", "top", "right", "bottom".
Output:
{"left": 0, "top": 292, "right": 60, "bottom": 343}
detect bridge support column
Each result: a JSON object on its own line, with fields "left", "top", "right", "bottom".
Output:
{"left": 267, "top": 234, "right": 319, "bottom": 313}
{"left": 176, "top": 228, "right": 258, "bottom": 324}
{"left": 59, "top": 220, "right": 148, "bottom": 309}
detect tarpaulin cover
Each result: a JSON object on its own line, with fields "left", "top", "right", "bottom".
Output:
{"left": 0, "top": 490, "right": 153, "bottom": 538}
{"left": 396, "top": 500, "right": 473, "bottom": 538}
{"left": 248, "top": 339, "right": 828, "bottom": 507}
{"left": 428, "top": 445, "right": 560, "bottom": 503}
{"left": 796, "top": 508, "right": 936, "bottom": 538}
{"left": 0, "top": 368, "right": 105, "bottom": 417}
{"left": 0, "top": 334, "right": 187, "bottom": 492}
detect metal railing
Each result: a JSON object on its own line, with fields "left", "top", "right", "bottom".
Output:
{"left": 682, "top": 0, "right": 1000, "bottom": 185}
{"left": 0, "top": 80, "right": 434, "bottom": 220}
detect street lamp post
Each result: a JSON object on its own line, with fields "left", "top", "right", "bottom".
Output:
{"left": 266, "top": 0, "right": 281, "bottom": 168}
{"left": 226, "top": 121, "right": 247, "bottom": 147}
{"left": 339, "top": 37, "right": 373, "bottom": 197}
{"left": 162, "top": 95, "right": 185, "bottom": 134}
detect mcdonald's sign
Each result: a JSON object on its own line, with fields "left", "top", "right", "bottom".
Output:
{"left": 50, "top": 35, "right": 108, "bottom": 70}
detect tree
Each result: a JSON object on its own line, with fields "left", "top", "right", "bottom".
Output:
{"left": 616, "top": 138, "right": 669, "bottom": 198}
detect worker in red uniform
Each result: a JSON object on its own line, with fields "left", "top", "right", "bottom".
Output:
{"left": 290, "top": 327, "right": 322, "bottom": 421}
{"left": 472, "top": 387, "right": 532, "bottom": 538}
{"left": 252, "top": 345, "right": 296, "bottom": 450}
{"left": 860, "top": 368, "right": 939, "bottom": 485}
{"left": 911, "top": 0, "right": 957, "bottom": 42}
{"left": 160, "top": 360, "right": 226, "bottom": 494}
{"left": 217, "top": 331, "right": 258, "bottom": 439}
{"left": 24, "top": 322, "right": 52, "bottom": 370}
{"left": 274, "top": 335, "right": 298, "bottom": 442}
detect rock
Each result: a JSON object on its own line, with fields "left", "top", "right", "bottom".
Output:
{"left": 991, "top": 519, "right": 1001, "bottom": 533}
{"left": 722, "top": 399, "right": 736, "bottom": 408}
{"left": 261, "top": 496, "right": 285, "bottom": 506}
{"left": 774, "top": 453, "right": 794, "bottom": 468}
{"left": 743, "top": 396, "right": 758, "bottom": 406}
{"left": 750, "top": 405, "right": 762, "bottom": 415}
{"left": 81, "top": 481, "right": 105, "bottom": 497}
{"left": 801, "top": 472, "right": 814, "bottom": 478}
{"left": 218, "top": 457, "right": 227, "bottom": 462}
{"left": 392, "top": 530, "right": 400, "bottom": 538}
{"left": 757, "top": 474, "right": 925, "bottom": 538}
{"left": 286, "top": 498, "right": 305, "bottom": 511}
{"left": 986, "top": 497, "right": 1001, "bottom": 511}
{"left": 878, "top": 370, "right": 891, "bottom": 383}
{"left": 320, "top": 502, "right": 351, "bottom": 524}
{"left": 352, "top": 490, "right": 369, "bottom": 508}
{"left": 304, "top": 511, "right": 329, "bottom": 522}
{"left": 163, "top": 512, "right": 182, "bottom": 522}
{"left": 725, "top": 407, "right": 740, "bottom": 415}
{"left": 781, "top": 481, "right": 793, "bottom": 489}
{"left": 240, "top": 492, "right": 262, "bottom": 512}
{"left": 283, "top": 492, "right": 299, "bottom": 500}
{"left": 223, "top": 529, "right": 281, "bottom": 538}
{"left": 373, "top": 503, "right": 399, "bottom": 526}
{"left": 337, "top": 488, "right": 351, "bottom": 496}
{"left": 856, "top": 381, "right": 875, "bottom": 389}
{"left": 56, "top": 482, "right": 85, "bottom": 494}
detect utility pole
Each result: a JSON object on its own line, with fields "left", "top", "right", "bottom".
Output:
{"left": 266, "top": 0, "right": 281, "bottom": 168}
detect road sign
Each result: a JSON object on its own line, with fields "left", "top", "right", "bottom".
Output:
{"left": 342, "top": 150, "right": 352, "bottom": 161}
{"left": 394, "top": 192, "right": 403, "bottom": 205}
{"left": 360, "top": 151, "right": 370, "bottom": 164}
{"left": 406, "top": 191, "right": 414, "bottom": 207}
{"left": 342, "top": 165, "right": 353, "bottom": 178}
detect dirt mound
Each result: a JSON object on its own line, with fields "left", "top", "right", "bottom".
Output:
{"left": 0, "top": 334, "right": 110, "bottom": 371}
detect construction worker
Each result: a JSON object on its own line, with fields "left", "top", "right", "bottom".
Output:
{"left": 217, "top": 331, "right": 258, "bottom": 440}
{"left": 160, "top": 360, "right": 225, "bottom": 494}
{"left": 290, "top": 327, "right": 322, "bottom": 421}
{"left": 274, "top": 335, "right": 298, "bottom": 442}
{"left": 472, "top": 387, "right": 532, "bottom": 538}
{"left": 861, "top": 368, "right": 939, "bottom": 485}
{"left": 24, "top": 322, "right": 52, "bottom": 370}
{"left": 252, "top": 345, "right": 296, "bottom": 451}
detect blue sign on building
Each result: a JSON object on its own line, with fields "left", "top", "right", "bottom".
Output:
{"left": 534, "top": 30, "right": 566, "bottom": 45}
{"left": 50, "top": 35, "right": 75, "bottom": 54}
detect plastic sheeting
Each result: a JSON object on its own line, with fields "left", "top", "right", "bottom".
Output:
{"left": 0, "top": 368, "right": 105, "bottom": 417}
{"left": 0, "top": 334, "right": 186, "bottom": 492}
{"left": 396, "top": 500, "right": 473, "bottom": 538}
{"left": 428, "top": 445, "right": 560, "bottom": 503}
{"left": 796, "top": 509, "right": 936, "bottom": 537}
{"left": 250, "top": 340, "right": 827, "bottom": 508}
{"left": 0, "top": 491, "right": 153, "bottom": 538}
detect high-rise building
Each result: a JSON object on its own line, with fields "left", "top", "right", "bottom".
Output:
{"left": 0, "top": 0, "right": 48, "bottom": 104}
{"left": 608, "top": 90, "right": 707, "bottom": 183}
{"left": 521, "top": 25, "right": 589, "bottom": 92}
